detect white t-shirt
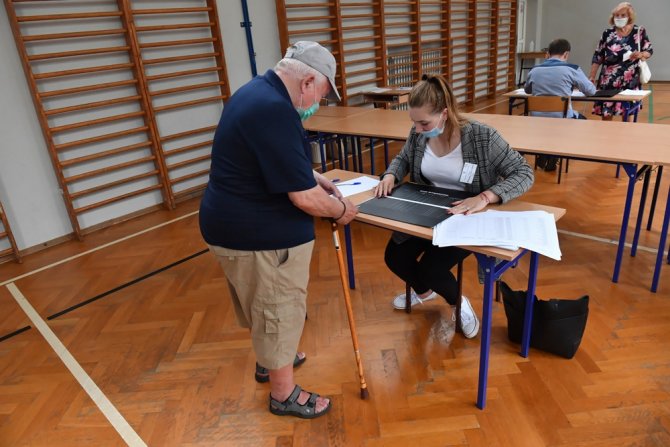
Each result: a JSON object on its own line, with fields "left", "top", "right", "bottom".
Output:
{"left": 421, "top": 143, "right": 466, "bottom": 191}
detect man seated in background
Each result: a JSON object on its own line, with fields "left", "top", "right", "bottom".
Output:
{"left": 525, "top": 38, "right": 596, "bottom": 171}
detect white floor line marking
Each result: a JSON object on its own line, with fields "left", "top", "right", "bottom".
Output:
{"left": 558, "top": 228, "right": 666, "bottom": 255}
{"left": 0, "top": 210, "right": 199, "bottom": 287}
{"left": 471, "top": 98, "right": 509, "bottom": 113}
{"left": 6, "top": 282, "right": 147, "bottom": 447}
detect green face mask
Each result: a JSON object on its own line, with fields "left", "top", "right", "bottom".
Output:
{"left": 297, "top": 103, "right": 319, "bottom": 121}
{"left": 296, "top": 85, "right": 320, "bottom": 121}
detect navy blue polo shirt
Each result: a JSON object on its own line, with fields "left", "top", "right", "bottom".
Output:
{"left": 199, "top": 70, "right": 317, "bottom": 250}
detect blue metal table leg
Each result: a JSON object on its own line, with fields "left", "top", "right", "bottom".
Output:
{"left": 631, "top": 168, "right": 651, "bottom": 257}
{"left": 357, "top": 137, "right": 363, "bottom": 173}
{"left": 613, "top": 163, "right": 639, "bottom": 283}
{"left": 521, "top": 252, "right": 539, "bottom": 357}
{"left": 651, "top": 183, "right": 670, "bottom": 292}
{"left": 384, "top": 139, "right": 389, "bottom": 168}
{"left": 318, "top": 132, "right": 327, "bottom": 173}
{"left": 369, "top": 138, "right": 375, "bottom": 175}
{"left": 344, "top": 224, "right": 356, "bottom": 289}
{"left": 474, "top": 255, "right": 495, "bottom": 410}
{"left": 351, "top": 137, "right": 359, "bottom": 172}
{"left": 647, "top": 166, "right": 662, "bottom": 231}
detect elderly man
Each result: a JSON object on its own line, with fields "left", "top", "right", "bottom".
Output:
{"left": 525, "top": 38, "right": 596, "bottom": 171}
{"left": 200, "top": 41, "right": 357, "bottom": 419}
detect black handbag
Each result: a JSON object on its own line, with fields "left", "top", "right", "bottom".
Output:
{"left": 500, "top": 281, "right": 589, "bottom": 359}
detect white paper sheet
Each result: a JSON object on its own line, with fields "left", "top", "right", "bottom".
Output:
{"left": 619, "top": 89, "right": 651, "bottom": 96}
{"left": 368, "top": 87, "right": 390, "bottom": 93}
{"left": 333, "top": 176, "right": 380, "bottom": 197}
{"left": 432, "top": 210, "right": 562, "bottom": 260}
{"left": 512, "top": 88, "right": 527, "bottom": 95}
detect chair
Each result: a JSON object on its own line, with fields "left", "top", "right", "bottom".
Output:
{"left": 524, "top": 96, "right": 570, "bottom": 184}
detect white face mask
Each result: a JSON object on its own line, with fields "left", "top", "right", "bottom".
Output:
{"left": 614, "top": 17, "right": 628, "bottom": 28}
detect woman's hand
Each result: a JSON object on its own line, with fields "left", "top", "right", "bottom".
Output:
{"left": 631, "top": 51, "right": 650, "bottom": 61}
{"left": 449, "top": 192, "right": 497, "bottom": 216}
{"left": 373, "top": 174, "right": 395, "bottom": 197}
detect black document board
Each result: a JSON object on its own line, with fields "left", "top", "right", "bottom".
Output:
{"left": 358, "top": 183, "right": 472, "bottom": 228}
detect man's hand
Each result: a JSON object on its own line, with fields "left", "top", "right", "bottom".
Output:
{"left": 314, "top": 171, "right": 343, "bottom": 199}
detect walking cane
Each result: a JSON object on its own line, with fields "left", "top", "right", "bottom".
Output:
{"left": 331, "top": 221, "right": 369, "bottom": 399}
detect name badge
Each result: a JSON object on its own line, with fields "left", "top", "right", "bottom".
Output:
{"left": 460, "top": 162, "right": 477, "bottom": 184}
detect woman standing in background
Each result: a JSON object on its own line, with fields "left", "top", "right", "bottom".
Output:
{"left": 589, "top": 2, "right": 653, "bottom": 121}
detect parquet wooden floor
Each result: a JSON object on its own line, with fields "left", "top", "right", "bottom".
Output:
{"left": 1, "top": 87, "right": 669, "bottom": 446}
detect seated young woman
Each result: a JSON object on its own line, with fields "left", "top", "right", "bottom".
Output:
{"left": 373, "top": 74, "right": 535, "bottom": 338}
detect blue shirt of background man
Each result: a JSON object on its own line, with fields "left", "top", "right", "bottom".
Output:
{"left": 524, "top": 58, "right": 596, "bottom": 119}
{"left": 199, "top": 69, "right": 317, "bottom": 250}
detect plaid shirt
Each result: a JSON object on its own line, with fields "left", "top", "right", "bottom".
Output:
{"left": 382, "top": 120, "right": 534, "bottom": 203}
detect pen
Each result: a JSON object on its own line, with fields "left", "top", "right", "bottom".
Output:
{"left": 336, "top": 182, "right": 361, "bottom": 186}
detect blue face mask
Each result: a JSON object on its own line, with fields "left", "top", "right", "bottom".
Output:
{"left": 421, "top": 115, "right": 445, "bottom": 138}
{"left": 296, "top": 86, "right": 320, "bottom": 121}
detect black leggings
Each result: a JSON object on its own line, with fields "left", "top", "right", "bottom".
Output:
{"left": 384, "top": 236, "right": 471, "bottom": 305}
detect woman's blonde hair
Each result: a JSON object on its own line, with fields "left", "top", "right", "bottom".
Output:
{"left": 609, "top": 2, "right": 636, "bottom": 26}
{"left": 408, "top": 74, "right": 468, "bottom": 137}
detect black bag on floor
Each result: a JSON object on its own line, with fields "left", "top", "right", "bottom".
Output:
{"left": 500, "top": 281, "right": 589, "bottom": 359}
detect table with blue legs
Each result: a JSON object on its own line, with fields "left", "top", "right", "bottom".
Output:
{"left": 468, "top": 113, "right": 668, "bottom": 290}
{"left": 323, "top": 169, "right": 566, "bottom": 409}
{"left": 306, "top": 106, "right": 670, "bottom": 291}
{"left": 502, "top": 89, "right": 651, "bottom": 123}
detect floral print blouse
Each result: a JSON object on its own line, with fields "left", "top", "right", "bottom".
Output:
{"left": 592, "top": 25, "right": 653, "bottom": 117}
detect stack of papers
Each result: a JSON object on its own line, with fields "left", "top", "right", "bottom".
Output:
{"left": 432, "top": 210, "right": 562, "bottom": 260}
{"left": 618, "top": 89, "right": 651, "bottom": 96}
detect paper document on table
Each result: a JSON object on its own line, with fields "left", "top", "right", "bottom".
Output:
{"left": 571, "top": 90, "right": 585, "bottom": 97}
{"left": 334, "top": 176, "right": 379, "bottom": 197}
{"left": 619, "top": 89, "right": 651, "bottom": 96}
{"left": 369, "top": 87, "right": 390, "bottom": 93}
{"left": 432, "top": 210, "right": 562, "bottom": 260}
{"left": 512, "top": 88, "right": 527, "bottom": 95}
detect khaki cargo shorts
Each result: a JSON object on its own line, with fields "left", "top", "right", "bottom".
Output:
{"left": 209, "top": 240, "right": 314, "bottom": 369}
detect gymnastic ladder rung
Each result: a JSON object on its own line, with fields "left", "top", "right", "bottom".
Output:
{"left": 0, "top": 200, "right": 22, "bottom": 263}
{"left": 2, "top": 0, "right": 174, "bottom": 239}
{"left": 126, "top": 0, "right": 230, "bottom": 200}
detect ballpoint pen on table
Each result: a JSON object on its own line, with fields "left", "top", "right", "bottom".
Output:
{"left": 336, "top": 182, "right": 362, "bottom": 186}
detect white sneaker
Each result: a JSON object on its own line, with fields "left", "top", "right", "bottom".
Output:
{"left": 455, "top": 296, "right": 480, "bottom": 338}
{"left": 392, "top": 290, "right": 437, "bottom": 310}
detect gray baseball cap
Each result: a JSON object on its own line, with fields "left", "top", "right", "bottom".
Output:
{"left": 284, "top": 41, "right": 341, "bottom": 101}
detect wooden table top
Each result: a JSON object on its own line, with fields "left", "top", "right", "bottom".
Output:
{"left": 304, "top": 106, "right": 670, "bottom": 166}
{"left": 517, "top": 51, "right": 547, "bottom": 59}
{"left": 502, "top": 89, "right": 652, "bottom": 103}
{"left": 325, "top": 169, "right": 566, "bottom": 261}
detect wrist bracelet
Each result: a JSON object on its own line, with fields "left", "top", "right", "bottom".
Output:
{"left": 335, "top": 198, "right": 347, "bottom": 220}
{"left": 479, "top": 192, "right": 490, "bottom": 205}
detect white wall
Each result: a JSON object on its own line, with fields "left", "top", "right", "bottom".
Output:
{"left": 538, "top": 0, "right": 668, "bottom": 80}
{"left": 0, "top": 0, "right": 284, "bottom": 251}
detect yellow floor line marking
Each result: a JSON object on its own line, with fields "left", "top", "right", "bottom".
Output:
{"left": 6, "top": 282, "right": 147, "bottom": 447}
